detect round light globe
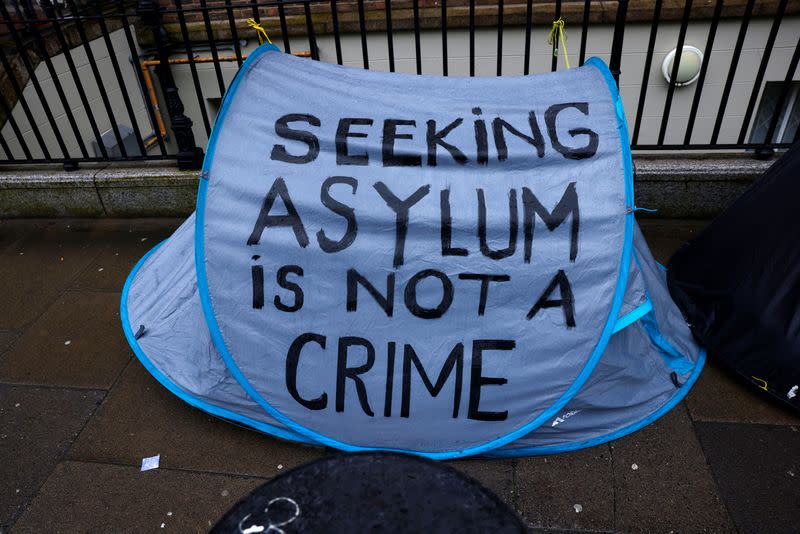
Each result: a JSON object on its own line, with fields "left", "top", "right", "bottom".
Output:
{"left": 661, "top": 46, "right": 703, "bottom": 87}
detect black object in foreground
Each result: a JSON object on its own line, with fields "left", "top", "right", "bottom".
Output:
{"left": 668, "top": 141, "right": 800, "bottom": 412}
{"left": 210, "top": 452, "right": 526, "bottom": 533}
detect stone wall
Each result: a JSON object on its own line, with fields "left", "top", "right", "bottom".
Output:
{"left": 0, "top": 155, "right": 774, "bottom": 217}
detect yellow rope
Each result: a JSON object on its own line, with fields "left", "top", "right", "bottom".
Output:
{"left": 751, "top": 376, "right": 769, "bottom": 391}
{"left": 247, "top": 18, "right": 272, "bottom": 45}
{"left": 547, "top": 17, "right": 570, "bottom": 69}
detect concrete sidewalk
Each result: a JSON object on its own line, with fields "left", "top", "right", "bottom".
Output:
{"left": 0, "top": 217, "right": 798, "bottom": 533}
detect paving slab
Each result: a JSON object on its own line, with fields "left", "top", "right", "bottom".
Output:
{"left": 0, "top": 219, "right": 47, "bottom": 252}
{"left": 70, "top": 219, "right": 182, "bottom": 291}
{"left": 0, "top": 221, "right": 104, "bottom": 330}
{"left": 70, "top": 240, "right": 160, "bottom": 292}
{"left": 0, "top": 291, "right": 131, "bottom": 389}
{"left": 12, "top": 461, "right": 263, "bottom": 533}
{"left": 686, "top": 360, "right": 800, "bottom": 426}
{"left": 61, "top": 218, "right": 184, "bottom": 235}
{"left": 610, "top": 405, "right": 735, "bottom": 533}
{"left": 695, "top": 422, "right": 800, "bottom": 534}
{"left": 0, "top": 385, "right": 104, "bottom": 529}
{"left": 2, "top": 216, "right": 790, "bottom": 533}
{"left": 67, "top": 360, "right": 328, "bottom": 477}
{"left": 446, "top": 458, "right": 515, "bottom": 507}
{"left": 0, "top": 331, "right": 18, "bottom": 355}
{"left": 514, "top": 447, "right": 614, "bottom": 532}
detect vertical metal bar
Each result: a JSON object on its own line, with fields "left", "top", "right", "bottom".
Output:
{"left": 357, "top": 0, "right": 369, "bottom": 69}
{"left": 609, "top": 0, "right": 628, "bottom": 86}
{"left": 331, "top": 0, "right": 343, "bottom": 65}
{"left": 12, "top": 1, "right": 72, "bottom": 165}
{"left": 631, "top": 0, "right": 662, "bottom": 145}
{"left": 21, "top": 1, "right": 89, "bottom": 158}
{"left": 65, "top": 0, "right": 126, "bottom": 158}
{"left": 684, "top": 0, "right": 723, "bottom": 145}
{"left": 93, "top": 1, "right": 147, "bottom": 157}
{"left": 170, "top": 0, "right": 212, "bottom": 136}
{"left": 523, "top": 0, "right": 533, "bottom": 75}
{"left": 247, "top": 0, "right": 263, "bottom": 72}
{"left": 115, "top": 0, "right": 167, "bottom": 155}
{"left": 304, "top": 2, "right": 319, "bottom": 61}
{"left": 0, "top": 2, "right": 70, "bottom": 158}
{"left": 0, "top": 48, "right": 48, "bottom": 159}
{"left": 248, "top": 0, "right": 264, "bottom": 70}
{"left": 710, "top": 0, "right": 756, "bottom": 145}
{"left": 413, "top": 0, "right": 422, "bottom": 74}
{"left": 496, "top": 0, "right": 504, "bottom": 76}
{"left": 469, "top": 0, "right": 475, "bottom": 76}
{"left": 579, "top": 0, "right": 591, "bottom": 66}
{"left": 0, "top": 93, "right": 32, "bottom": 160}
{"left": 42, "top": 0, "right": 107, "bottom": 158}
{"left": 138, "top": 0, "right": 204, "bottom": 169}
{"left": 249, "top": 0, "right": 260, "bottom": 21}
{"left": 384, "top": 0, "right": 395, "bottom": 71}
{"left": 10, "top": 2, "right": 24, "bottom": 20}
{"left": 0, "top": 132, "right": 13, "bottom": 161}
{"left": 278, "top": 1, "right": 291, "bottom": 53}
{"left": 224, "top": 0, "right": 244, "bottom": 67}
{"left": 199, "top": 0, "right": 227, "bottom": 96}
{"left": 0, "top": 3, "right": 26, "bottom": 162}
{"left": 551, "top": 0, "right": 562, "bottom": 72}
{"left": 763, "top": 39, "right": 800, "bottom": 146}
{"left": 441, "top": 0, "right": 448, "bottom": 76}
{"left": 656, "top": 0, "right": 693, "bottom": 145}
{"left": 737, "top": 0, "right": 788, "bottom": 144}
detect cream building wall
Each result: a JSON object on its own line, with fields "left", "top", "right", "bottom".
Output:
{"left": 1, "top": 26, "right": 153, "bottom": 161}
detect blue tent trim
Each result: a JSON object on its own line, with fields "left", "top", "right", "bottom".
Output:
{"left": 192, "top": 45, "right": 636, "bottom": 459}
{"left": 121, "top": 241, "right": 692, "bottom": 458}
{"left": 120, "top": 240, "right": 318, "bottom": 445}
{"left": 485, "top": 347, "right": 706, "bottom": 457}
{"left": 480, "top": 243, "right": 706, "bottom": 456}
{"left": 613, "top": 298, "right": 653, "bottom": 334}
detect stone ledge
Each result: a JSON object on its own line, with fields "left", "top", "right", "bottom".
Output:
{"left": 634, "top": 154, "right": 772, "bottom": 182}
{"left": 94, "top": 163, "right": 200, "bottom": 217}
{"left": 633, "top": 155, "right": 772, "bottom": 218}
{"left": 0, "top": 162, "right": 199, "bottom": 218}
{"left": 0, "top": 167, "right": 105, "bottom": 218}
{"left": 0, "top": 155, "right": 775, "bottom": 218}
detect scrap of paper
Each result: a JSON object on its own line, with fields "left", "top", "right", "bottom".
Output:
{"left": 141, "top": 454, "right": 160, "bottom": 471}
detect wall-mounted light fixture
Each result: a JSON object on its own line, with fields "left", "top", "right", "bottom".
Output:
{"left": 661, "top": 46, "right": 704, "bottom": 87}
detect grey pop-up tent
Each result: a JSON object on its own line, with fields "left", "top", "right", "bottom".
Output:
{"left": 121, "top": 44, "right": 704, "bottom": 458}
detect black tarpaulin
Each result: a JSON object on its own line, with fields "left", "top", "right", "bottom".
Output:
{"left": 668, "top": 141, "right": 800, "bottom": 411}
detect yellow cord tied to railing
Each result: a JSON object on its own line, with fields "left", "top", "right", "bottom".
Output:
{"left": 547, "top": 17, "right": 571, "bottom": 69}
{"left": 247, "top": 18, "right": 272, "bottom": 45}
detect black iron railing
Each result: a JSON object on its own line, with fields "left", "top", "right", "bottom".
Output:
{"left": 0, "top": 0, "right": 797, "bottom": 170}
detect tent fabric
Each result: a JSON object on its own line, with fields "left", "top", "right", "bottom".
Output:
{"left": 668, "top": 142, "right": 800, "bottom": 412}
{"left": 198, "top": 47, "right": 631, "bottom": 455}
{"left": 121, "top": 44, "right": 704, "bottom": 458}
